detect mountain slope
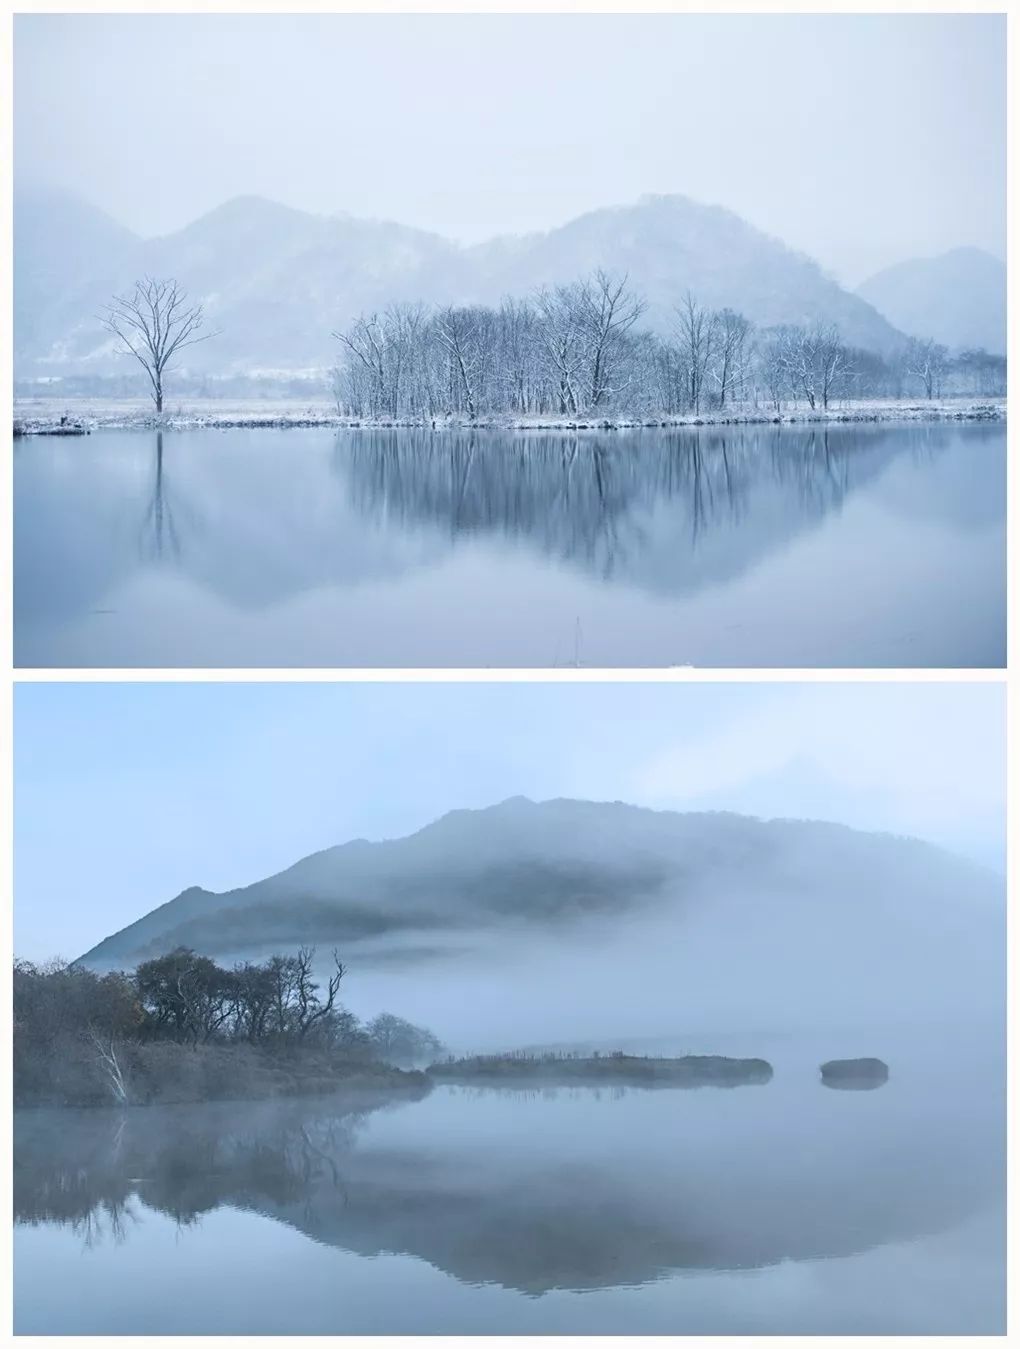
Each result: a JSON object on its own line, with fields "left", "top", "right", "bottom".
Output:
{"left": 14, "top": 188, "right": 144, "bottom": 367}
{"left": 857, "top": 247, "right": 1006, "bottom": 354}
{"left": 16, "top": 191, "right": 903, "bottom": 377}
{"left": 467, "top": 195, "right": 901, "bottom": 351}
{"left": 16, "top": 192, "right": 461, "bottom": 375}
{"left": 77, "top": 798, "right": 1002, "bottom": 1042}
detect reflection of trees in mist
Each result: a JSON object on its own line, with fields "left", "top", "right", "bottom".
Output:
{"left": 763, "top": 428, "right": 853, "bottom": 513}
{"left": 900, "top": 421, "right": 966, "bottom": 471}
{"left": 339, "top": 429, "right": 763, "bottom": 581}
{"left": 137, "top": 432, "right": 202, "bottom": 564}
{"left": 447, "top": 1082, "right": 631, "bottom": 1105}
{"left": 764, "top": 424, "right": 945, "bottom": 515}
{"left": 14, "top": 1073, "right": 997, "bottom": 1298}
{"left": 336, "top": 425, "right": 931, "bottom": 580}
{"left": 656, "top": 430, "right": 755, "bottom": 547}
{"left": 14, "top": 1100, "right": 373, "bottom": 1247}
{"left": 14, "top": 1109, "right": 140, "bottom": 1248}
{"left": 72, "top": 1198, "right": 141, "bottom": 1250}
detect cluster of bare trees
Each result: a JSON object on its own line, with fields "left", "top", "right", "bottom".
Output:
{"left": 903, "top": 336, "right": 950, "bottom": 400}
{"left": 134, "top": 946, "right": 349, "bottom": 1046}
{"left": 332, "top": 277, "right": 758, "bottom": 420}
{"left": 754, "top": 323, "right": 859, "bottom": 412}
{"left": 332, "top": 286, "right": 866, "bottom": 419}
{"left": 13, "top": 951, "right": 444, "bottom": 1106}
{"left": 332, "top": 270, "right": 648, "bottom": 419}
{"left": 654, "top": 296, "right": 756, "bottom": 414}
{"left": 332, "top": 277, "right": 1000, "bottom": 420}
{"left": 101, "top": 272, "right": 1005, "bottom": 417}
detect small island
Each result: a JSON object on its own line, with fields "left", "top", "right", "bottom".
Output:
{"left": 16, "top": 948, "right": 903, "bottom": 1108}
{"left": 429, "top": 1051, "right": 774, "bottom": 1089}
{"left": 820, "top": 1058, "right": 890, "bottom": 1090}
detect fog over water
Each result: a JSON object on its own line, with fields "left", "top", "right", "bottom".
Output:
{"left": 15, "top": 1032, "right": 1005, "bottom": 1334}
{"left": 13, "top": 681, "right": 1005, "bottom": 1334}
{"left": 11, "top": 9, "right": 1008, "bottom": 1335}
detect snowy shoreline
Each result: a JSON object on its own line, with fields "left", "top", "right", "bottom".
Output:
{"left": 12, "top": 396, "right": 1006, "bottom": 436}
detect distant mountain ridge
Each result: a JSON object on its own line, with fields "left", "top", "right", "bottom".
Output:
{"left": 857, "top": 247, "right": 1006, "bottom": 355}
{"left": 78, "top": 795, "right": 1000, "bottom": 975}
{"left": 16, "top": 189, "right": 908, "bottom": 377}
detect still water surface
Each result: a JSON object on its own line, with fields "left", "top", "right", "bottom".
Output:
{"left": 14, "top": 1041, "right": 1003, "bottom": 1334}
{"left": 14, "top": 422, "right": 1005, "bottom": 667}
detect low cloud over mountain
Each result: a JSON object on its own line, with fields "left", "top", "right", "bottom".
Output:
{"left": 78, "top": 797, "right": 1003, "bottom": 1046}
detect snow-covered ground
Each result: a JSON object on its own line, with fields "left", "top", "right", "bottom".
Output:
{"left": 12, "top": 395, "right": 1006, "bottom": 435}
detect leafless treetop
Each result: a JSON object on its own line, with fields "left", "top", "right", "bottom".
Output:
{"left": 100, "top": 276, "right": 217, "bottom": 410}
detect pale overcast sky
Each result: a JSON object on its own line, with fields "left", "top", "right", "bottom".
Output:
{"left": 14, "top": 13, "right": 1005, "bottom": 283}
{"left": 14, "top": 682, "right": 1004, "bottom": 962}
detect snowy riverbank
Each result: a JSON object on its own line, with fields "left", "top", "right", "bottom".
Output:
{"left": 12, "top": 395, "right": 1006, "bottom": 436}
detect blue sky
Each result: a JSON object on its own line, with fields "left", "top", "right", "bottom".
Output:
{"left": 14, "top": 681, "right": 1004, "bottom": 961}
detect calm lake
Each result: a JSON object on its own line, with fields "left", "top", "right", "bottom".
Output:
{"left": 14, "top": 421, "right": 1005, "bottom": 668}
{"left": 14, "top": 1037, "right": 1004, "bottom": 1335}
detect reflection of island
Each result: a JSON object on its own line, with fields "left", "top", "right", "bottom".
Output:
{"left": 428, "top": 1052, "right": 774, "bottom": 1088}
{"left": 15, "top": 1073, "right": 999, "bottom": 1295}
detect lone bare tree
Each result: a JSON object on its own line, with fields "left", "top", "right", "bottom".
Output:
{"left": 87, "top": 1029, "right": 130, "bottom": 1105}
{"left": 101, "top": 277, "right": 215, "bottom": 413}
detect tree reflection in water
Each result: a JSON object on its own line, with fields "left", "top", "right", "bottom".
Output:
{"left": 338, "top": 424, "right": 914, "bottom": 583}
{"left": 14, "top": 1072, "right": 999, "bottom": 1296}
{"left": 138, "top": 431, "right": 203, "bottom": 564}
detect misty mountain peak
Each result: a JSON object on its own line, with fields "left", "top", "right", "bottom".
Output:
{"left": 15, "top": 189, "right": 904, "bottom": 375}
{"left": 857, "top": 247, "right": 1005, "bottom": 353}
{"left": 77, "top": 797, "right": 1001, "bottom": 989}
{"left": 489, "top": 794, "right": 537, "bottom": 811}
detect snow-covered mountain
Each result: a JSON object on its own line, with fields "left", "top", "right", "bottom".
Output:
{"left": 16, "top": 190, "right": 904, "bottom": 377}
{"left": 465, "top": 195, "right": 902, "bottom": 350}
{"left": 857, "top": 247, "right": 1006, "bottom": 355}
